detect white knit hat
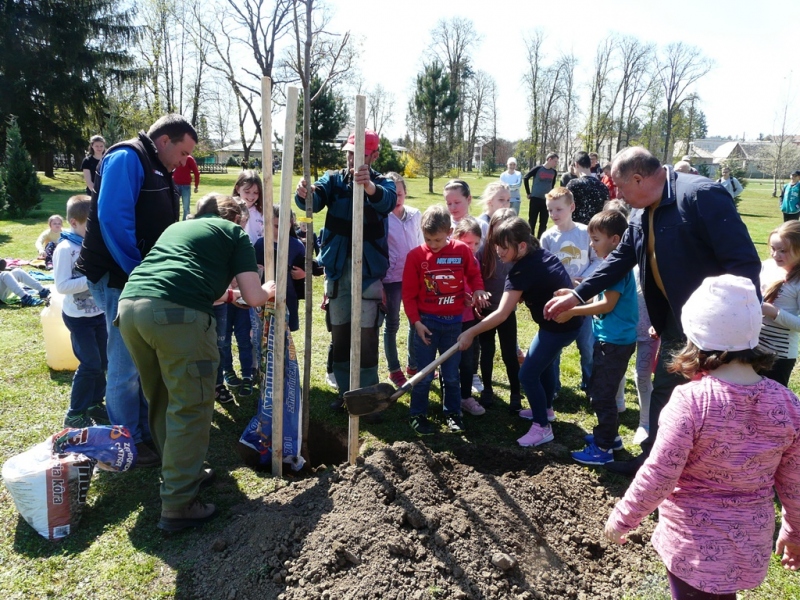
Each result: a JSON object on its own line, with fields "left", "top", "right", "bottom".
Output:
{"left": 681, "top": 275, "right": 762, "bottom": 352}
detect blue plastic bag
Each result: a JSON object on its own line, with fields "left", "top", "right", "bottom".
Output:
{"left": 52, "top": 425, "right": 137, "bottom": 472}
{"left": 239, "top": 309, "right": 304, "bottom": 471}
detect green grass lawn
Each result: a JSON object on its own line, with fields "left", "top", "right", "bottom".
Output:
{"left": 0, "top": 169, "right": 798, "bottom": 599}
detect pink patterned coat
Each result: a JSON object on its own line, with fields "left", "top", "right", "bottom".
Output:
{"left": 608, "top": 375, "right": 800, "bottom": 594}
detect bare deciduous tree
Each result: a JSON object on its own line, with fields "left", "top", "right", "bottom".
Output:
{"left": 366, "top": 84, "right": 395, "bottom": 136}
{"left": 615, "top": 36, "right": 655, "bottom": 153}
{"left": 463, "top": 71, "right": 494, "bottom": 171}
{"left": 758, "top": 98, "right": 800, "bottom": 196}
{"left": 429, "top": 16, "right": 481, "bottom": 169}
{"left": 656, "top": 42, "right": 712, "bottom": 163}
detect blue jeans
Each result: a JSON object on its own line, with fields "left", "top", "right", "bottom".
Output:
{"left": 553, "top": 316, "right": 594, "bottom": 390}
{"left": 177, "top": 185, "right": 192, "bottom": 220}
{"left": 410, "top": 314, "right": 461, "bottom": 416}
{"left": 383, "top": 281, "right": 417, "bottom": 373}
{"left": 221, "top": 303, "right": 254, "bottom": 378}
{"left": 87, "top": 273, "right": 151, "bottom": 443}
{"left": 519, "top": 327, "right": 580, "bottom": 427}
{"left": 62, "top": 313, "right": 108, "bottom": 416}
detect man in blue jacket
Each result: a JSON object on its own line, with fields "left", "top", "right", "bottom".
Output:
{"left": 295, "top": 129, "right": 396, "bottom": 410}
{"left": 545, "top": 146, "right": 761, "bottom": 475}
{"left": 77, "top": 114, "right": 197, "bottom": 467}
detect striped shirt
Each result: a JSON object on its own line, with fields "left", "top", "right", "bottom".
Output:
{"left": 759, "top": 259, "right": 800, "bottom": 359}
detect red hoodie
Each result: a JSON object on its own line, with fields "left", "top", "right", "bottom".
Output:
{"left": 402, "top": 239, "right": 484, "bottom": 324}
{"left": 172, "top": 155, "right": 200, "bottom": 187}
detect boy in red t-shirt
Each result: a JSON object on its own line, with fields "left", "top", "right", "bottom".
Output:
{"left": 402, "top": 205, "right": 488, "bottom": 435}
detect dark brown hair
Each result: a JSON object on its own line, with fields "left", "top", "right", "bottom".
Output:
{"left": 233, "top": 169, "right": 264, "bottom": 214}
{"left": 481, "top": 207, "right": 516, "bottom": 280}
{"left": 667, "top": 341, "right": 775, "bottom": 379}
{"left": 492, "top": 217, "right": 539, "bottom": 258}
{"left": 588, "top": 209, "right": 628, "bottom": 238}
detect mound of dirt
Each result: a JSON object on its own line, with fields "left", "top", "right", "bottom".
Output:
{"left": 188, "top": 442, "right": 657, "bottom": 600}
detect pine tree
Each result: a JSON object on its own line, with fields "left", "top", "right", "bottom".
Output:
{"left": 2, "top": 116, "right": 42, "bottom": 217}
{"left": 372, "top": 136, "right": 406, "bottom": 175}
{"left": 0, "top": 0, "right": 138, "bottom": 175}
{"left": 408, "top": 62, "right": 459, "bottom": 192}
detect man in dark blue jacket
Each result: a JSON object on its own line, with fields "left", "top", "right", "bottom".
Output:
{"left": 295, "top": 130, "right": 396, "bottom": 410}
{"left": 545, "top": 146, "right": 761, "bottom": 475}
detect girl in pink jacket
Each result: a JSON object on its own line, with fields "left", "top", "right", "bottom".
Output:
{"left": 605, "top": 275, "right": 800, "bottom": 599}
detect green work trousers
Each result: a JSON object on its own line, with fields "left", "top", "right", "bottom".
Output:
{"left": 117, "top": 297, "right": 218, "bottom": 510}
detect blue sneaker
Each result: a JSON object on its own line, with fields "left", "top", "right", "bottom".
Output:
{"left": 584, "top": 433, "right": 623, "bottom": 451}
{"left": 572, "top": 442, "right": 614, "bottom": 466}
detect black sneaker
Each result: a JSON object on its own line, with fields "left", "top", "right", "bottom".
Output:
{"left": 64, "top": 413, "right": 93, "bottom": 428}
{"left": 239, "top": 377, "right": 254, "bottom": 396}
{"left": 446, "top": 413, "right": 464, "bottom": 433}
{"left": 38, "top": 288, "right": 51, "bottom": 300}
{"left": 20, "top": 294, "right": 44, "bottom": 307}
{"left": 87, "top": 403, "right": 110, "bottom": 425}
{"left": 410, "top": 415, "right": 435, "bottom": 436}
{"left": 479, "top": 390, "right": 495, "bottom": 408}
{"left": 215, "top": 384, "right": 234, "bottom": 404}
{"left": 223, "top": 371, "right": 242, "bottom": 388}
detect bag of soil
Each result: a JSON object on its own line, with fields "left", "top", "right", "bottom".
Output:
{"left": 238, "top": 309, "right": 305, "bottom": 471}
{"left": 1, "top": 426, "right": 136, "bottom": 540}
{"left": 2, "top": 440, "right": 94, "bottom": 540}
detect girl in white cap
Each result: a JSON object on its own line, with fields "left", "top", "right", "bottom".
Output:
{"left": 604, "top": 274, "right": 800, "bottom": 599}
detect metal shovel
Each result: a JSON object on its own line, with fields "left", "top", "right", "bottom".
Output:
{"left": 343, "top": 342, "right": 461, "bottom": 416}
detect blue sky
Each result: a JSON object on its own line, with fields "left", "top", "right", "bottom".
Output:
{"left": 325, "top": 0, "right": 797, "bottom": 142}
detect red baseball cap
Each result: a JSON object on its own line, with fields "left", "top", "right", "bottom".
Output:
{"left": 342, "top": 129, "right": 380, "bottom": 154}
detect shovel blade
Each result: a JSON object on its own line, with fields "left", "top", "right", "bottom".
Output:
{"left": 344, "top": 383, "right": 397, "bottom": 416}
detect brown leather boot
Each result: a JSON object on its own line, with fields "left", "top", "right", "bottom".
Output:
{"left": 158, "top": 499, "right": 218, "bottom": 532}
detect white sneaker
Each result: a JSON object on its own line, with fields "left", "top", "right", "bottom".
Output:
{"left": 471, "top": 374, "right": 484, "bottom": 394}
{"left": 325, "top": 372, "right": 338, "bottom": 390}
{"left": 633, "top": 425, "right": 650, "bottom": 445}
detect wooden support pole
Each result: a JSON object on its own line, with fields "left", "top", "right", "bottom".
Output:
{"left": 272, "top": 85, "right": 299, "bottom": 477}
{"left": 348, "top": 96, "right": 367, "bottom": 465}
{"left": 261, "top": 77, "right": 274, "bottom": 282}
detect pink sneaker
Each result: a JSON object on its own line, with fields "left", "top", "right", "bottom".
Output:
{"left": 461, "top": 396, "right": 485, "bottom": 416}
{"left": 517, "top": 423, "right": 554, "bottom": 447}
{"left": 519, "top": 408, "right": 556, "bottom": 421}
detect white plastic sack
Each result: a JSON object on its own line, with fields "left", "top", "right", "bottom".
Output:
{"left": 2, "top": 441, "right": 94, "bottom": 540}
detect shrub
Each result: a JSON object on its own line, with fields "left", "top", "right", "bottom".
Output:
{"left": 404, "top": 155, "right": 422, "bottom": 178}
{"left": 1, "top": 116, "right": 41, "bottom": 217}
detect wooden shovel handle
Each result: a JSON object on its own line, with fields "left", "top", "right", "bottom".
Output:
{"left": 389, "top": 341, "right": 461, "bottom": 401}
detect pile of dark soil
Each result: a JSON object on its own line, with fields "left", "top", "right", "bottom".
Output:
{"left": 188, "top": 442, "right": 657, "bottom": 600}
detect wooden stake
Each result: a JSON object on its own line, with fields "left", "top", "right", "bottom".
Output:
{"left": 272, "top": 85, "right": 299, "bottom": 477}
{"left": 261, "top": 77, "right": 274, "bottom": 282}
{"left": 348, "top": 96, "right": 367, "bottom": 465}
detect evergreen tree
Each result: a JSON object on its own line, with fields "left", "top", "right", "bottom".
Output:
{"left": 295, "top": 77, "right": 348, "bottom": 179}
{"left": 0, "top": 0, "right": 138, "bottom": 176}
{"left": 2, "top": 116, "right": 41, "bottom": 217}
{"left": 372, "top": 137, "right": 406, "bottom": 175}
{"left": 408, "top": 62, "right": 459, "bottom": 192}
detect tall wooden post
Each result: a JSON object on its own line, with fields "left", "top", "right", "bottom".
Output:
{"left": 261, "top": 78, "right": 274, "bottom": 280}
{"left": 272, "top": 85, "right": 299, "bottom": 477}
{"left": 348, "top": 96, "right": 367, "bottom": 465}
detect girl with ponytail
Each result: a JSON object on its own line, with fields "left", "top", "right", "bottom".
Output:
{"left": 760, "top": 220, "right": 800, "bottom": 385}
